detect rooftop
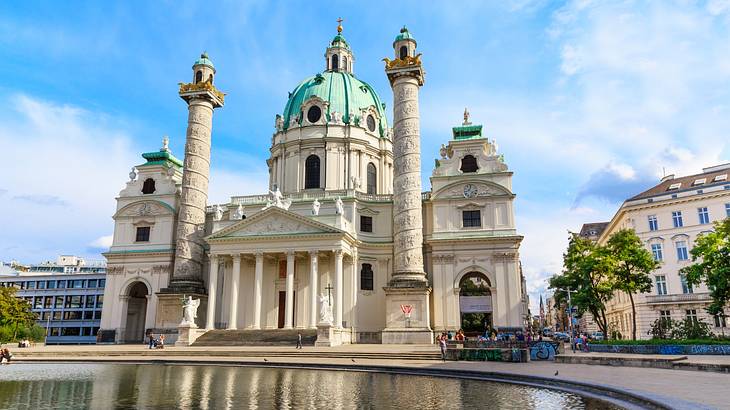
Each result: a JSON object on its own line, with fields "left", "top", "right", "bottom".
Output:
{"left": 628, "top": 163, "right": 730, "bottom": 201}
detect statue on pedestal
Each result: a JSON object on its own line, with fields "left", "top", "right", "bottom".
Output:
{"left": 180, "top": 296, "right": 200, "bottom": 327}
{"left": 312, "top": 198, "right": 321, "bottom": 215}
{"left": 319, "top": 294, "right": 333, "bottom": 324}
{"left": 334, "top": 197, "right": 344, "bottom": 215}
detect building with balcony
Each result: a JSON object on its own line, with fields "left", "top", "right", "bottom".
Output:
{"left": 598, "top": 163, "right": 730, "bottom": 339}
{"left": 0, "top": 256, "right": 106, "bottom": 344}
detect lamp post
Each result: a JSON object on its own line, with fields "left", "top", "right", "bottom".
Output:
{"left": 557, "top": 288, "right": 575, "bottom": 353}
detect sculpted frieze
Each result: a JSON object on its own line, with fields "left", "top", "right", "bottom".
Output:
{"left": 229, "top": 217, "right": 323, "bottom": 237}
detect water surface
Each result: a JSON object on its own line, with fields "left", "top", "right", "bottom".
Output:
{"left": 0, "top": 363, "right": 621, "bottom": 409}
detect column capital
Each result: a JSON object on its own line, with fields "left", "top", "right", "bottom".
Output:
{"left": 286, "top": 249, "right": 295, "bottom": 257}
{"left": 255, "top": 251, "right": 264, "bottom": 260}
{"left": 333, "top": 249, "right": 344, "bottom": 257}
{"left": 308, "top": 249, "right": 319, "bottom": 257}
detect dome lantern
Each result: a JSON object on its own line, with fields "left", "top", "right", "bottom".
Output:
{"left": 192, "top": 52, "right": 216, "bottom": 84}
{"left": 393, "top": 26, "right": 417, "bottom": 60}
{"left": 325, "top": 17, "right": 354, "bottom": 73}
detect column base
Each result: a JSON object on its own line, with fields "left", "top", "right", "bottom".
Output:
{"left": 155, "top": 293, "right": 208, "bottom": 330}
{"left": 175, "top": 323, "right": 206, "bottom": 346}
{"left": 382, "top": 285, "right": 433, "bottom": 344}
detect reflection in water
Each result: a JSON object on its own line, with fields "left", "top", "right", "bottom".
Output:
{"left": 0, "top": 364, "right": 620, "bottom": 409}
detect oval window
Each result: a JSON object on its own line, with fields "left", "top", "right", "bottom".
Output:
{"left": 366, "top": 115, "right": 376, "bottom": 132}
{"left": 307, "top": 106, "right": 322, "bottom": 123}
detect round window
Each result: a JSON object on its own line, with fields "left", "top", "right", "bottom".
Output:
{"left": 307, "top": 106, "right": 322, "bottom": 123}
{"left": 366, "top": 115, "right": 376, "bottom": 132}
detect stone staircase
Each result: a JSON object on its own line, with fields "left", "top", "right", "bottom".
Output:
{"left": 192, "top": 329, "right": 317, "bottom": 346}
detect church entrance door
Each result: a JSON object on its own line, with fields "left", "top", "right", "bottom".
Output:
{"left": 124, "top": 282, "right": 148, "bottom": 343}
{"left": 277, "top": 291, "right": 296, "bottom": 328}
{"left": 459, "top": 272, "right": 493, "bottom": 336}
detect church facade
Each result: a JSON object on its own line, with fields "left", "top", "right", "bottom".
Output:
{"left": 99, "top": 25, "right": 526, "bottom": 344}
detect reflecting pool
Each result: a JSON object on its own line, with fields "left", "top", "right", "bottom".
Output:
{"left": 0, "top": 363, "right": 622, "bottom": 409}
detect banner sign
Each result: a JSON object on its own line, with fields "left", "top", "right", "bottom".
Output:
{"left": 459, "top": 296, "right": 492, "bottom": 313}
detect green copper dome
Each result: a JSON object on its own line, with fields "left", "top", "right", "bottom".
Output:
{"left": 330, "top": 34, "right": 350, "bottom": 49}
{"left": 193, "top": 52, "right": 215, "bottom": 70}
{"left": 282, "top": 71, "right": 389, "bottom": 137}
{"left": 393, "top": 26, "right": 416, "bottom": 46}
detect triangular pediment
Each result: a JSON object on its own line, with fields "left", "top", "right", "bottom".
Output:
{"left": 206, "top": 207, "right": 342, "bottom": 240}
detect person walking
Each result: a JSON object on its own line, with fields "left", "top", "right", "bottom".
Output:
{"left": 148, "top": 333, "right": 156, "bottom": 349}
{"left": 296, "top": 332, "right": 303, "bottom": 349}
{"left": 439, "top": 334, "right": 448, "bottom": 361}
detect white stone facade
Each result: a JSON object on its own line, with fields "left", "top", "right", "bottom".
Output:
{"left": 100, "top": 28, "right": 526, "bottom": 344}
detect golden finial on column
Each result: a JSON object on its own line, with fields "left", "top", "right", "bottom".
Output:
{"left": 337, "top": 17, "right": 344, "bottom": 33}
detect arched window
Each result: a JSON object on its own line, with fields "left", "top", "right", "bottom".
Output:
{"left": 207, "top": 74, "right": 213, "bottom": 84}
{"left": 342, "top": 56, "right": 348, "bottom": 71}
{"left": 459, "top": 272, "right": 493, "bottom": 333}
{"left": 141, "top": 178, "right": 156, "bottom": 194}
{"left": 460, "top": 155, "right": 478, "bottom": 173}
{"left": 195, "top": 70, "right": 203, "bottom": 83}
{"left": 399, "top": 45, "right": 408, "bottom": 59}
{"left": 304, "top": 155, "right": 320, "bottom": 189}
{"left": 331, "top": 54, "right": 339, "bottom": 71}
{"left": 360, "top": 263, "right": 374, "bottom": 291}
{"left": 367, "top": 163, "right": 377, "bottom": 194}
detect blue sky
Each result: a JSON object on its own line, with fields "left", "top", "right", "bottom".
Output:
{"left": 1, "top": 1, "right": 729, "bottom": 311}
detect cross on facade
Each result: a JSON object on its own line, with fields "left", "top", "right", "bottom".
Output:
{"left": 325, "top": 283, "right": 334, "bottom": 306}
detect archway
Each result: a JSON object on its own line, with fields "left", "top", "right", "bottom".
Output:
{"left": 124, "top": 282, "right": 149, "bottom": 343}
{"left": 459, "top": 272, "right": 493, "bottom": 335}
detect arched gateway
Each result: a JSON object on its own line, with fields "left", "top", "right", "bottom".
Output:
{"left": 459, "top": 272, "right": 493, "bottom": 334}
{"left": 124, "top": 282, "right": 149, "bottom": 343}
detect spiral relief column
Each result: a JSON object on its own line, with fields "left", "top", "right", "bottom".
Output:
{"left": 159, "top": 53, "right": 224, "bottom": 331}
{"left": 382, "top": 27, "right": 433, "bottom": 344}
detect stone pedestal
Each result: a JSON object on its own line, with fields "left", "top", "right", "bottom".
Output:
{"left": 315, "top": 323, "right": 352, "bottom": 347}
{"left": 175, "top": 322, "right": 206, "bottom": 347}
{"left": 155, "top": 293, "right": 207, "bottom": 330}
{"left": 381, "top": 287, "right": 433, "bottom": 344}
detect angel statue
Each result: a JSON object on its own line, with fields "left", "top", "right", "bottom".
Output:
{"left": 334, "top": 196, "right": 344, "bottom": 215}
{"left": 213, "top": 204, "right": 224, "bottom": 221}
{"left": 181, "top": 296, "right": 201, "bottom": 327}
{"left": 319, "top": 293, "right": 333, "bottom": 324}
{"left": 312, "top": 198, "right": 321, "bottom": 216}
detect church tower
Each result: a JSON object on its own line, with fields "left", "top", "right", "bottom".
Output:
{"left": 382, "top": 27, "right": 432, "bottom": 344}
{"left": 166, "top": 53, "right": 225, "bottom": 296}
{"left": 325, "top": 18, "right": 354, "bottom": 73}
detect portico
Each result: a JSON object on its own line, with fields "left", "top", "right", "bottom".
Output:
{"left": 204, "top": 207, "right": 356, "bottom": 334}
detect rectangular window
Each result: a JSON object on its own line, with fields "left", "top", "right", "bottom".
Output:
{"left": 57, "top": 280, "right": 66, "bottom": 289}
{"left": 63, "top": 311, "right": 83, "bottom": 320}
{"left": 655, "top": 275, "right": 667, "bottom": 295}
{"left": 94, "top": 310, "right": 102, "bottom": 320}
{"left": 87, "top": 279, "right": 97, "bottom": 288}
{"left": 54, "top": 296, "right": 64, "bottom": 308}
{"left": 686, "top": 309, "right": 698, "bottom": 323}
{"left": 651, "top": 244, "right": 663, "bottom": 261}
{"left": 40, "top": 312, "right": 51, "bottom": 321}
{"left": 46, "top": 280, "right": 56, "bottom": 289}
{"left": 83, "top": 311, "right": 95, "bottom": 320}
{"left": 99, "top": 279, "right": 106, "bottom": 288}
{"left": 26, "top": 281, "right": 36, "bottom": 290}
{"left": 96, "top": 295, "right": 104, "bottom": 309}
{"left": 698, "top": 207, "right": 710, "bottom": 224}
{"left": 680, "top": 274, "right": 693, "bottom": 294}
{"left": 61, "top": 327, "right": 81, "bottom": 336}
{"left": 85, "top": 296, "right": 96, "bottom": 308}
{"left": 648, "top": 215, "right": 658, "bottom": 231}
{"left": 676, "top": 241, "right": 689, "bottom": 261}
{"left": 37, "top": 280, "right": 46, "bottom": 289}
{"left": 33, "top": 297, "right": 43, "bottom": 309}
{"left": 360, "top": 263, "right": 374, "bottom": 291}
{"left": 659, "top": 310, "right": 671, "bottom": 323}
{"left": 135, "top": 226, "right": 151, "bottom": 242}
{"left": 360, "top": 215, "right": 373, "bottom": 233}
{"left": 672, "top": 211, "right": 683, "bottom": 228}
{"left": 53, "top": 311, "right": 63, "bottom": 320}
{"left": 714, "top": 314, "right": 727, "bottom": 328}
{"left": 462, "top": 210, "right": 481, "bottom": 227}
{"left": 65, "top": 295, "right": 82, "bottom": 308}
{"left": 44, "top": 296, "right": 52, "bottom": 309}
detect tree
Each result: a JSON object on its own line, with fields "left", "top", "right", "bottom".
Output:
{"left": 681, "top": 218, "right": 730, "bottom": 321}
{"left": 606, "top": 229, "right": 658, "bottom": 340}
{"left": 0, "top": 287, "right": 37, "bottom": 340}
{"left": 549, "top": 233, "right": 614, "bottom": 335}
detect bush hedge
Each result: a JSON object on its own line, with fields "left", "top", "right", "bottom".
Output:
{"left": 591, "top": 338, "right": 730, "bottom": 346}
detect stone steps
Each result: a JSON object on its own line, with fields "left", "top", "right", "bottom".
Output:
{"left": 192, "top": 329, "right": 318, "bottom": 346}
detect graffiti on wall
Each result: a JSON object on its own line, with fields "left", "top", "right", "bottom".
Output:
{"left": 529, "top": 341, "right": 559, "bottom": 361}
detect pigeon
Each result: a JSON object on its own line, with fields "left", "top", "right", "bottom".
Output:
{"left": 351, "top": 359, "right": 356, "bottom": 363}
{"left": 263, "top": 358, "right": 268, "bottom": 362}
{"left": 554, "top": 370, "right": 559, "bottom": 376}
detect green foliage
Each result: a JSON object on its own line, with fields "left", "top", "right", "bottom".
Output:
{"left": 593, "top": 338, "right": 730, "bottom": 345}
{"left": 549, "top": 233, "right": 614, "bottom": 335}
{"left": 649, "top": 318, "right": 674, "bottom": 340}
{"left": 0, "top": 324, "right": 46, "bottom": 344}
{"left": 0, "top": 286, "right": 40, "bottom": 341}
{"left": 681, "top": 218, "right": 730, "bottom": 317}
{"left": 648, "top": 317, "right": 713, "bottom": 340}
{"left": 606, "top": 229, "right": 658, "bottom": 340}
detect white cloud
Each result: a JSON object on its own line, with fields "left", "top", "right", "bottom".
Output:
{"left": 89, "top": 235, "right": 113, "bottom": 249}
